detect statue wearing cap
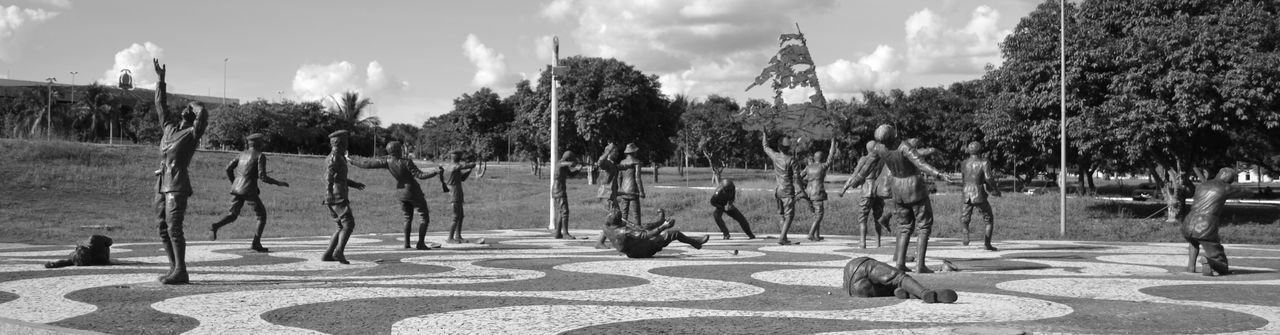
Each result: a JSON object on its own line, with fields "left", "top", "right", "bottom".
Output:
{"left": 760, "top": 132, "right": 799, "bottom": 245}
{"left": 150, "top": 59, "right": 209, "bottom": 285}
{"left": 321, "top": 129, "right": 366, "bottom": 264}
{"left": 840, "top": 140, "right": 892, "bottom": 248}
{"left": 1183, "top": 167, "right": 1254, "bottom": 276}
{"left": 444, "top": 150, "right": 479, "bottom": 244}
{"left": 959, "top": 141, "right": 1001, "bottom": 251}
{"left": 845, "top": 125, "right": 952, "bottom": 273}
{"left": 209, "top": 133, "right": 290, "bottom": 252}
{"left": 616, "top": 143, "right": 646, "bottom": 224}
{"left": 350, "top": 141, "right": 444, "bottom": 250}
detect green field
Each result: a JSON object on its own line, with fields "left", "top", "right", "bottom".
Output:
{"left": 1, "top": 139, "right": 1277, "bottom": 245}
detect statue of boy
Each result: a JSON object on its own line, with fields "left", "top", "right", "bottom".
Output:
{"left": 151, "top": 59, "right": 208, "bottom": 284}
{"left": 617, "top": 143, "right": 646, "bottom": 224}
{"left": 552, "top": 151, "right": 583, "bottom": 239}
{"left": 594, "top": 143, "right": 623, "bottom": 248}
{"left": 959, "top": 141, "right": 1001, "bottom": 250}
{"left": 840, "top": 140, "right": 890, "bottom": 248}
{"left": 710, "top": 179, "right": 755, "bottom": 240}
{"left": 796, "top": 140, "right": 839, "bottom": 241}
{"left": 351, "top": 141, "right": 445, "bottom": 250}
{"left": 445, "top": 150, "right": 479, "bottom": 243}
{"left": 210, "top": 133, "right": 290, "bottom": 252}
{"left": 322, "top": 130, "right": 366, "bottom": 264}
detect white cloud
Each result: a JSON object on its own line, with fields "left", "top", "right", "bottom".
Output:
{"left": 0, "top": 5, "right": 59, "bottom": 62}
{"left": 97, "top": 42, "right": 165, "bottom": 89}
{"left": 540, "top": 0, "right": 575, "bottom": 20}
{"left": 816, "top": 45, "right": 905, "bottom": 100}
{"left": 904, "top": 6, "right": 1010, "bottom": 74}
{"left": 23, "top": 0, "right": 70, "bottom": 9}
{"left": 463, "top": 34, "right": 519, "bottom": 90}
{"left": 291, "top": 60, "right": 412, "bottom": 122}
{"left": 533, "top": 35, "right": 555, "bottom": 63}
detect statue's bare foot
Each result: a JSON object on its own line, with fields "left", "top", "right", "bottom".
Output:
{"left": 321, "top": 255, "right": 336, "bottom": 262}
{"left": 209, "top": 225, "right": 219, "bottom": 241}
{"left": 984, "top": 244, "right": 999, "bottom": 251}
{"left": 916, "top": 265, "right": 934, "bottom": 274}
{"left": 559, "top": 233, "right": 577, "bottom": 240}
{"left": 160, "top": 271, "right": 189, "bottom": 285}
{"left": 415, "top": 243, "right": 432, "bottom": 250}
{"left": 722, "top": 234, "right": 731, "bottom": 240}
{"left": 777, "top": 239, "right": 799, "bottom": 245}
{"left": 250, "top": 245, "right": 269, "bottom": 253}
{"left": 333, "top": 255, "right": 350, "bottom": 265}
{"left": 807, "top": 235, "right": 824, "bottom": 242}
{"left": 593, "top": 243, "right": 611, "bottom": 250}
{"left": 893, "top": 288, "right": 912, "bottom": 299}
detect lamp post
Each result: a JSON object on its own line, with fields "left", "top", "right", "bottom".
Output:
{"left": 1058, "top": 0, "right": 1067, "bottom": 237}
{"left": 45, "top": 77, "right": 56, "bottom": 140}
{"left": 223, "top": 58, "right": 229, "bottom": 105}
{"left": 548, "top": 37, "right": 560, "bottom": 231}
{"left": 69, "top": 71, "right": 77, "bottom": 102}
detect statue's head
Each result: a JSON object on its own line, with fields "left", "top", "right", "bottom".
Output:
{"left": 328, "top": 130, "right": 349, "bottom": 154}
{"left": 605, "top": 209, "right": 624, "bottom": 227}
{"left": 722, "top": 178, "right": 735, "bottom": 188}
{"left": 246, "top": 133, "right": 265, "bottom": 151}
{"left": 624, "top": 143, "right": 640, "bottom": 156}
{"left": 386, "top": 141, "right": 403, "bottom": 158}
{"left": 813, "top": 147, "right": 826, "bottom": 161}
{"left": 874, "top": 125, "right": 899, "bottom": 147}
{"left": 450, "top": 150, "right": 465, "bottom": 163}
{"left": 180, "top": 102, "right": 203, "bottom": 127}
{"left": 1216, "top": 167, "right": 1238, "bottom": 183}
{"left": 605, "top": 142, "right": 622, "bottom": 161}
{"left": 562, "top": 150, "right": 575, "bottom": 161}
{"left": 864, "top": 140, "right": 878, "bottom": 155}
{"left": 966, "top": 141, "right": 984, "bottom": 155}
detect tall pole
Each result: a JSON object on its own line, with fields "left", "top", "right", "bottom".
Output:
{"left": 45, "top": 77, "right": 56, "bottom": 140}
{"left": 69, "top": 72, "right": 77, "bottom": 102}
{"left": 223, "top": 58, "right": 229, "bottom": 105}
{"left": 1058, "top": 0, "right": 1067, "bottom": 237}
{"left": 548, "top": 37, "right": 560, "bottom": 231}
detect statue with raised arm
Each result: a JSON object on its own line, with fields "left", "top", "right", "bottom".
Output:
{"left": 840, "top": 140, "right": 890, "bottom": 248}
{"left": 1184, "top": 167, "right": 1253, "bottom": 276}
{"left": 445, "top": 150, "right": 479, "bottom": 243}
{"left": 603, "top": 209, "right": 709, "bottom": 258}
{"left": 796, "top": 139, "right": 839, "bottom": 241}
{"left": 209, "top": 133, "right": 290, "bottom": 252}
{"left": 350, "top": 141, "right": 444, "bottom": 250}
{"left": 594, "top": 143, "right": 623, "bottom": 248}
{"left": 845, "top": 125, "right": 952, "bottom": 273}
{"left": 151, "top": 59, "right": 209, "bottom": 284}
{"left": 842, "top": 256, "right": 958, "bottom": 304}
{"left": 617, "top": 143, "right": 646, "bottom": 224}
{"left": 553, "top": 151, "right": 583, "bottom": 239}
{"left": 710, "top": 179, "right": 755, "bottom": 240}
{"left": 959, "top": 141, "right": 1001, "bottom": 250}
{"left": 322, "top": 130, "right": 367, "bottom": 264}
{"left": 761, "top": 132, "right": 799, "bottom": 245}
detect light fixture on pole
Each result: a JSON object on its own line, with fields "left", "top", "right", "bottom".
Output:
{"left": 69, "top": 71, "right": 78, "bottom": 102}
{"left": 223, "top": 58, "right": 229, "bottom": 105}
{"left": 45, "top": 77, "right": 56, "bottom": 140}
{"left": 548, "top": 36, "right": 561, "bottom": 231}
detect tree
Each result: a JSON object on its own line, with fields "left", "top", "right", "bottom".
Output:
{"left": 678, "top": 95, "right": 757, "bottom": 184}
{"left": 330, "top": 91, "right": 378, "bottom": 127}
{"left": 449, "top": 87, "right": 514, "bottom": 160}
{"left": 70, "top": 83, "right": 118, "bottom": 142}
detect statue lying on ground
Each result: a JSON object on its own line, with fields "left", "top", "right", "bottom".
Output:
{"left": 602, "top": 209, "right": 709, "bottom": 258}
{"left": 842, "top": 256, "right": 957, "bottom": 303}
{"left": 45, "top": 235, "right": 114, "bottom": 268}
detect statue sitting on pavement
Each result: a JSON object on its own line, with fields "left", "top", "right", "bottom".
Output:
{"left": 603, "top": 209, "right": 710, "bottom": 258}
{"left": 842, "top": 256, "right": 957, "bottom": 304}
{"left": 45, "top": 235, "right": 114, "bottom": 268}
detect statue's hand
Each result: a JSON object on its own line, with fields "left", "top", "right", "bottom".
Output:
{"left": 152, "top": 59, "right": 166, "bottom": 80}
{"left": 352, "top": 182, "right": 366, "bottom": 190}
{"left": 279, "top": 181, "right": 290, "bottom": 188}
{"left": 991, "top": 191, "right": 1002, "bottom": 197}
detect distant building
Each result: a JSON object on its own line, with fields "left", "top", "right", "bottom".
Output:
{"left": 0, "top": 78, "right": 238, "bottom": 108}
{"left": 1238, "top": 166, "right": 1274, "bottom": 183}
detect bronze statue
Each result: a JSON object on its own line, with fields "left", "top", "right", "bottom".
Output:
{"left": 209, "top": 133, "right": 290, "bottom": 252}
{"left": 151, "top": 59, "right": 208, "bottom": 285}
{"left": 445, "top": 150, "right": 478, "bottom": 244}
{"left": 1184, "top": 167, "right": 1252, "bottom": 276}
{"left": 710, "top": 179, "right": 755, "bottom": 239}
{"left": 350, "top": 141, "right": 444, "bottom": 250}
{"left": 322, "top": 130, "right": 367, "bottom": 264}
{"left": 761, "top": 132, "right": 799, "bottom": 245}
{"left": 840, "top": 140, "right": 890, "bottom": 248}
{"left": 617, "top": 143, "right": 646, "bottom": 224}
{"left": 959, "top": 141, "right": 1001, "bottom": 250}
{"left": 602, "top": 209, "right": 709, "bottom": 258}
{"left": 842, "top": 256, "right": 958, "bottom": 303}
{"left": 796, "top": 140, "right": 839, "bottom": 241}
{"left": 845, "top": 125, "right": 952, "bottom": 273}
{"left": 552, "top": 151, "right": 583, "bottom": 239}
{"left": 44, "top": 235, "right": 113, "bottom": 268}
{"left": 594, "top": 143, "right": 623, "bottom": 248}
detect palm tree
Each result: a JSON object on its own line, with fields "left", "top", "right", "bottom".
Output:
{"left": 5, "top": 87, "right": 48, "bottom": 138}
{"left": 329, "top": 91, "right": 379, "bottom": 127}
{"left": 73, "top": 83, "right": 116, "bottom": 142}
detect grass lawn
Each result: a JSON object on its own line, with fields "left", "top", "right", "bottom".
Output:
{"left": 2, "top": 138, "right": 1277, "bottom": 245}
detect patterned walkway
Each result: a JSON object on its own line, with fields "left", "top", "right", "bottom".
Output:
{"left": 1, "top": 230, "right": 1278, "bottom": 334}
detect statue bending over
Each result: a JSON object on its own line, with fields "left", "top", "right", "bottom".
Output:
{"left": 210, "top": 133, "right": 290, "bottom": 252}
{"left": 1184, "top": 167, "right": 1252, "bottom": 276}
{"left": 710, "top": 179, "right": 755, "bottom": 239}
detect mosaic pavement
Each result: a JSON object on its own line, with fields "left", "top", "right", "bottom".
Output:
{"left": 1, "top": 229, "right": 1278, "bottom": 334}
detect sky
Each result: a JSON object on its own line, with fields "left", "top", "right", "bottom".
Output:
{"left": 0, "top": 0, "right": 1041, "bottom": 126}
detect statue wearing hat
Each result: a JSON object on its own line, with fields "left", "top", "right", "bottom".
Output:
{"left": 322, "top": 130, "right": 367, "bottom": 264}
{"left": 209, "top": 133, "right": 290, "bottom": 252}
{"left": 151, "top": 59, "right": 209, "bottom": 284}
{"left": 845, "top": 125, "right": 952, "bottom": 273}
{"left": 761, "top": 131, "right": 799, "bottom": 245}
{"left": 351, "top": 141, "right": 445, "bottom": 250}
{"left": 593, "top": 142, "right": 623, "bottom": 248}
{"left": 617, "top": 143, "right": 646, "bottom": 224}
{"left": 445, "top": 150, "right": 479, "bottom": 243}
{"left": 552, "top": 151, "right": 583, "bottom": 239}
{"left": 1183, "top": 167, "right": 1254, "bottom": 276}
{"left": 959, "top": 141, "right": 1001, "bottom": 251}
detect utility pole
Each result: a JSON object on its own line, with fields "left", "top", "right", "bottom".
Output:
{"left": 223, "top": 58, "right": 229, "bottom": 105}
{"left": 45, "top": 77, "right": 56, "bottom": 140}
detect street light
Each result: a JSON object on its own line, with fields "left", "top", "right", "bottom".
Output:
{"left": 45, "top": 77, "right": 56, "bottom": 140}
{"left": 69, "top": 71, "right": 78, "bottom": 102}
{"left": 223, "top": 58, "right": 229, "bottom": 105}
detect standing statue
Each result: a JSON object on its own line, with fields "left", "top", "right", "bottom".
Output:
{"left": 593, "top": 143, "right": 623, "bottom": 249}
{"left": 617, "top": 143, "right": 646, "bottom": 224}
{"left": 350, "top": 141, "right": 445, "bottom": 250}
{"left": 151, "top": 59, "right": 208, "bottom": 285}
{"left": 209, "top": 133, "right": 290, "bottom": 252}
{"left": 842, "top": 256, "right": 958, "bottom": 303}
{"left": 845, "top": 125, "right": 952, "bottom": 273}
{"left": 44, "top": 235, "right": 114, "bottom": 269}
{"left": 959, "top": 141, "right": 1001, "bottom": 250}
{"left": 322, "top": 130, "right": 367, "bottom": 264}
{"left": 710, "top": 179, "right": 755, "bottom": 240}
{"left": 876, "top": 138, "right": 934, "bottom": 259}
{"left": 761, "top": 132, "right": 799, "bottom": 245}
{"left": 840, "top": 140, "right": 890, "bottom": 248}
{"left": 795, "top": 140, "right": 839, "bottom": 241}
{"left": 445, "top": 150, "right": 479, "bottom": 244}
{"left": 1184, "top": 167, "right": 1252, "bottom": 276}
{"left": 552, "top": 151, "right": 583, "bottom": 239}
{"left": 602, "top": 209, "right": 710, "bottom": 258}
